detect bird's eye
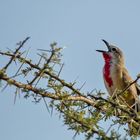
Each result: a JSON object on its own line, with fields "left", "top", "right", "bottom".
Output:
{"left": 112, "top": 48, "right": 117, "bottom": 52}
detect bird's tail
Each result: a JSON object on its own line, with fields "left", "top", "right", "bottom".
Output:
{"left": 135, "top": 83, "right": 140, "bottom": 112}
{"left": 129, "top": 100, "right": 140, "bottom": 135}
{"left": 134, "top": 98, "right": 140, "bottom": 112}
{"left": 135, "top": 102, "right": 140, "bottom": 112}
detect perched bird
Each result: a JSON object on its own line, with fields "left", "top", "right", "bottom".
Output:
{"left": 96, "top": 39, "right": 140, "bottom": 112}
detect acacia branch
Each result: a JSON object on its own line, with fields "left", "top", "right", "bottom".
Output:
{"left": 0, "top": 69, "right": 139, "bottom": 123}
{"left": 0, "top": 70, "right": 101, "bottom": 110}
{"left": 0, "top": 51, "right": 82, "bottom": 96}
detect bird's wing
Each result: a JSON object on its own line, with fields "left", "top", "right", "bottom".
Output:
{"left": 122, "top": 69, "right": 140, "bottom": 111}
{"left": 122, "top": 68, "right": 138, "bottom": 99}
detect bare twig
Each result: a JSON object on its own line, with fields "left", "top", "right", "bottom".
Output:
{"left": 29, "top": 48, "right": 55, "bottom": 85}
{"left": 3, "top": 37, "right": 30, "bottom": 70}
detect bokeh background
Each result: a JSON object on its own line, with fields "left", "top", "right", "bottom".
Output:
{"left": 0, "top": 1, "right": 140, "bottom": 140}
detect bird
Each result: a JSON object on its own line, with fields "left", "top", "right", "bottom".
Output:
{"left": 96, "top": 39, "right": 140, "bottom": 112}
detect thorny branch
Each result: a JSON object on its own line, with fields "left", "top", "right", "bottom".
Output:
{"left": 0, "top": 50, "right": 82, "bottom": 96}
{"left": 0, "top": 38, "right": 140, "bottom": 139}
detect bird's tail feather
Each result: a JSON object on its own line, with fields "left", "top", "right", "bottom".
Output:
{"left": 133, "top": 99, "right": 140, "bottom": 112}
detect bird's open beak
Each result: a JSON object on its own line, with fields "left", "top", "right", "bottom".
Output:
{"left": 96, "top": 39, "right": 111, "bottom": 52}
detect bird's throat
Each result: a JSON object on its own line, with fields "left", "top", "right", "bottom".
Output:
{"left": 103, "top": 53, "right": 113, "bottom": 87}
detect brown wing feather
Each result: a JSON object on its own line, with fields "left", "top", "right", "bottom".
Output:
{"left": 122, "top": 68, "right": 140, "bottom": 111}
{"left": 122, "top": 68, "right": 137, "bottom": 105}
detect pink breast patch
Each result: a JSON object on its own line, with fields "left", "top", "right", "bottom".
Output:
{"left": 103, "top": 53, "right": 113, "bottom": 87}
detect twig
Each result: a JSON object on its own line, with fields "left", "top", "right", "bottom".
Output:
{"left": 3, "top": 37, "right": 30, "bottom": 70}
{"left": 29, "top": 48, "right": 55, "bottom": 85}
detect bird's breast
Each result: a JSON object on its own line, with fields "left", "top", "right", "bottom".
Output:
{"left": 103, "top": 63, "right": 123, "bottom": 96}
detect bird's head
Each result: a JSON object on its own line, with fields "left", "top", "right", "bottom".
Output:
{"left": 96, "top": 39, "right": 124, "bottom": 65}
